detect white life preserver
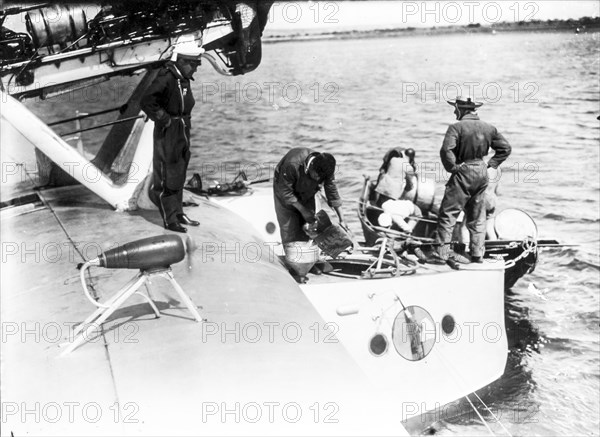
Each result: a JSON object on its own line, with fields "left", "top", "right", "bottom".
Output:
{"left": 494, "top": 208, "right": 538, "bottom": 240}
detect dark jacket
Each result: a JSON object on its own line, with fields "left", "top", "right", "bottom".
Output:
{"left": 141, "top": 63, "right": 195, "bottom": 164}
{"left": 273, "top": 147, "right": 342, "bottom": 209}
{"left": 440, "top": 113, "right": 511, "bottom": 173}
{"left": 141, "top": 63, "right": 195, "bottom": 126}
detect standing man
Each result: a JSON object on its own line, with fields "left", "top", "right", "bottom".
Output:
{"left": 432, "top": 97, "right": 511, "bottom": 263}
{"left": 141, "top": 36, "right": 202, "bottom": 233}
{"left": 273, "top": 148, "right": 346, "bottom": 244}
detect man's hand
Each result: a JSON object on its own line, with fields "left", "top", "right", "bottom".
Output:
{"left": 303, "top": 222, "right": 319, "bottom": 239}
{"left": 161, "top": 117, "right": 172, "bottom": 134}
{"left": 338, "top": 218, "right": 349, "bottom": 232}
{"left": 333, "top": 206, "right": 346, "bottom": 230}
{"left": 452, "top": 162, "right": 466, "bottom": 173}
{"left": 302, "top": 210, "right": 316, "bottom": 223}
{"left": 293, "top": 202, "right": 315, "bottom": 223}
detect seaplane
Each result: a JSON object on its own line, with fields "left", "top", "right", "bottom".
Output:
{"left": 2, "top": 2, "right": 513, "bottom": 435}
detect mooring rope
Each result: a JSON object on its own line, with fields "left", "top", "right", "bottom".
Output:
{"left": 472, "top": 391, "right": 513, "bottom": 437}
{"left": 465, "top": 394, "right": 496, "bottom": 436}
{"left": 436, "top": 350, "right": 513, "bottom": 437}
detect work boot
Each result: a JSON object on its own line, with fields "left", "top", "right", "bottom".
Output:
{"left": 414, "top": 246, "right": 446, "bottom": 265}
{"left": 446, "top": 258, "right": 461, "bottom": 270}
{"left": 413, "top": 247, "right": 429, "bottom": 263}
{"left": 449, "top": 251, "right": 471, "bottom": 265}
{"left": 427, "top": 253, "right": 447, "bottom": 265}
{"left": 166, "top": 222, "right": 187, "bottom": 233}
{"left": 429, "top": 245, "right": 449, "bottom": 265}
{"left": 177, "top": 213, "right": 200, "bottom": 226}
{"left": 425, "top": 248, "right": 447, "bottom": 265}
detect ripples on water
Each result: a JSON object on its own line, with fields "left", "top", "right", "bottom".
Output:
{"left": 26, "top": 30, "right": 599, "bottom": 436}
{"left": 192, "top": 31, "right": 600, "bottom": 437}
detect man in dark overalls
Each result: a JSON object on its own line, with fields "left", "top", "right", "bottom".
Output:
{"left": 141, "top": 37, "right": 202, "bottom": 233}
{"left": 432, "top": 97, "right": 511, "bottom": 263}
{"left": 273, "top": 148, "right": 346, "bottom": 245}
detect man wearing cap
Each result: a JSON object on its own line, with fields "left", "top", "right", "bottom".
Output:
{"left": 431, "top": 97, "right": 511, "bottom": 263}
{"left": 273, "top": 148, "right": 346, "bottom": 245}
{"left": 141, "top": 36, "right": 203, "bottom": 233}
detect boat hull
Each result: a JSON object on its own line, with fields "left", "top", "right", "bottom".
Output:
{"left": 209, "top": 184, "right": 509, "bottom": 425}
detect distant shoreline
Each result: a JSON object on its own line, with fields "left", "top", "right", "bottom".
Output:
{"left": 264, "top": 17, "right": 600, "bottom": 43}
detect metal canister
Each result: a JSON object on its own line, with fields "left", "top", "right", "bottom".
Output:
{"left": 26, "top": 5, "right": 87, "bottom": 49}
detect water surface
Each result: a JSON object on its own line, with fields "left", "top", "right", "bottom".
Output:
{"left": 24, "top": 29, "right": 600, "bottom": 437}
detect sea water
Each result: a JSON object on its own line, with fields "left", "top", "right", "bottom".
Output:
{"left": 23, "top": 25, "right": 599, "bottom": 437}
{"left": 187, "top": 30, "right": 600, "bottom": 436}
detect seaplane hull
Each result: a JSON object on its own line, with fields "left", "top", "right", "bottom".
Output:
{"left": 1, "top": 183, "right": 409, "bottom": 436}
{"left": 208, "top": 184, "right": 509, "bottom": 429}
{"left": 1, "top": 2, "right": 510, "bottom": 433}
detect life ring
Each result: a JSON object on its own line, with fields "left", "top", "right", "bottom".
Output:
{"left": 494, "top": 208, "right": 538, "bottom": 240}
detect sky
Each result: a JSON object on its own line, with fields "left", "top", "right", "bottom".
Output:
{"left": 262, "top": 1, "right": 600, "bottom": 33}
{"left": 3, "top": 1, "right": 599, "bottom": 35}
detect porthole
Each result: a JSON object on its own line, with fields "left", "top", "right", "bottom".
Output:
{"left": 265, "top": 221, "right": 277, "bottom": 234}
{"left": 369, "top": 333, "right": 389, "bottom": 356}
{"left": 392, "top": 306, "right": 436, "bottom": 361}
{"left": 442, "top": 315, "right": 456, "bottom": 335}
